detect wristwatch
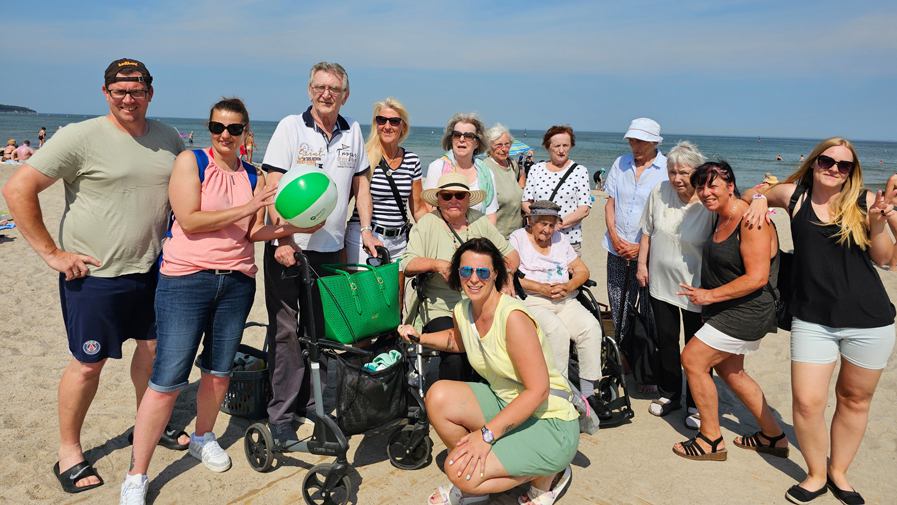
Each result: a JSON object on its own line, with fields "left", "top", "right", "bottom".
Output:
{"left": 481, "top": 426, "right": 495, "bottom": 445}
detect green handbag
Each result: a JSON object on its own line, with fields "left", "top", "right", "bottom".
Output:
{"left": 317, "top": 262, "right": 401, "bottom": 344}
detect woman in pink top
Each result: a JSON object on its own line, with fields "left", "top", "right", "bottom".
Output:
{"left": 122, "top": 98, "right": 322, "bottom": 501}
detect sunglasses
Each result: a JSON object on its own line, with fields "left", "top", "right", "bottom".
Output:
{"left": 452, "top": 131, "right": 477, "bottom": 141}
{"left": 208, "top": 121, "right": 247, "bottom": 136}
{"left": 439, "top": 192, "right": 468, "bottom": 201}
{"left": 459, "top": 266, "right": 492, "bottom": 281}
{"left": 816, "top": 154, "right": 854, "bottom": 175}
{"left": 375, "top": 116, "right": 403, "bottom": 127}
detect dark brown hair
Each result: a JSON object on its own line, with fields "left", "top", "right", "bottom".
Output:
{"left": 209, "top": 96, "right": 249, "bottom": 124}
{"left": 447, "top": 238, "right": 508, "bottom": 293}
{"left": 542, "top": 125, "right": 576, "bottom": 150}
{"left": 690, "top": 160, "right": 740, "bottom": 198}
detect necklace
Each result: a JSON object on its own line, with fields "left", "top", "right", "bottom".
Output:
{"left": 715, "top": 203, "right": 738, "bottom": 237}
{"left": 382, "top": 145, "right": 402, "bottom": 167}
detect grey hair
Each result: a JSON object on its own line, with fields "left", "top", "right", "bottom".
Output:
{"left": 486, "top": 123, "right": 515, "bottom": 146}
{"left": 441, "top": 112, "right": 488, "bottom": 156}
{"left": 666, "top": 140, "right": 705, "bottom": 170}
{"left": 308, "top": 62, "right": 349, "bottom": 92}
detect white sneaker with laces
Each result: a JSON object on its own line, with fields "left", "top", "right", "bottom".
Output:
{"left": 120, "top": 474, "right": 148, "bottom": 505}
{"left": 189, "top": 432, "right": 232, "bottom": 472}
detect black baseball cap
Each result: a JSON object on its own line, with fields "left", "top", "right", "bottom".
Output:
{"left": 104, "top": 58, "right": 153, "bottom": 87}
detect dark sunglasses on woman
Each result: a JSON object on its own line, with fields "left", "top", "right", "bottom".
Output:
{"left": 459, "top": 266, "right": 492, "bottom": 280}
{"left": 375, "top": 116, "right": 403, "bottom": 127}
{"left": 439, "top": 192, "right": 468, "bottom": 201}
{"left": 208, "top": 121, "right": 247, "bottom": 136}
{"left": 816, "top": 154, "right": 854, "bottom": 175}
{"left": 452, "top": 131, "right": 477, "bottom": 140}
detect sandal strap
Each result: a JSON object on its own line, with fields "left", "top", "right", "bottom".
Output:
{"left": 695, "top": 432, "right": 724, "bottom": 451}
{"left": 680, "top": 436, "right": 706, "bottom": 457}
{"left": 741, "top": 431, "right": 785, "bottom": 448}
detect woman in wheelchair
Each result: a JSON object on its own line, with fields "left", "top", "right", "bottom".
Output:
{"left": 402, "top": 173, "right": 519, "bottom": 382}
{"left": 399, "top": 238, "right": 578, "bottom": 505}
{"left": 509, "top": 200, "right": 612, "bottom": 420}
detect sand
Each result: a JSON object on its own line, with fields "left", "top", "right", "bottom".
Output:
{"left": 1, "top": 169, "right": 895, "bottom": 505}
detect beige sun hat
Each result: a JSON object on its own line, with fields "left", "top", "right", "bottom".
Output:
{"left": 421, "top": 173, "right": 486, "bottom": 207}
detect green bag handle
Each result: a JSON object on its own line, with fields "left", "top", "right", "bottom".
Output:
{"left": 319, "top": 263, "right": 392, "bottom": 313}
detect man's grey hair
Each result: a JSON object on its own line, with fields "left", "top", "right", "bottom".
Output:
{"left": 441, "top": 112, "right": 488, "bottom": 155}
{"left": 666, "top": 140, "right": 705, "bottom": 170}
{"left": 486, "top": 123, "right": 515, "bottom": 146}
{"left": 308, "top": 62, "right": 349, "bottom": 92}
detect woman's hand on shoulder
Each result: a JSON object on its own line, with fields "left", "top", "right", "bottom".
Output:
{"left": 744, "top": 183, "right": 796, "bottom": 229}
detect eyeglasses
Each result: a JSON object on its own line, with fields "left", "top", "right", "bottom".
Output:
{"left": 208, "top": 121, "right": 247, "bottom": 136}
{"left": 375, "top": 116, "right": 403, "bottom": 127}
{"left": 452, "top": 131, "right": 477, "bottom": 141}
{"left": 311, "top": 85, "right": 345, "bottom": 96}
{"left": 106, "top": 88, "right": 148, "bottom": 100}
{"left": 439, "top": 192, "right": 468, "bottom": 201}
{"left": 491, "top": 142, "right": 511, "bottom": 149}
{"left": 459, "top": 266, "right": 493, "bottom": 281}
{"left": 816, "top": 154, "right": 854, "bottom": 175}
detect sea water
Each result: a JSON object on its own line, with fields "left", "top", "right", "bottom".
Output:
{"left": 3, "top": 113, "right": 895, "bottom": 189}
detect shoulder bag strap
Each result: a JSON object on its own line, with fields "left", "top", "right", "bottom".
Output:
{"left": 548, "top": 163, "right": 578, "bottom": 202}
{"left": 378, "top": 157, "right": 408, "bottom": 223}
{"left": 788, "top": 184, "right": 808, "bottom": 217}
{"left": 438, "top": 209, "right": 466, "bottom": 245}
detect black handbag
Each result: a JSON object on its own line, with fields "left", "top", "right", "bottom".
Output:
{"left": 621, "top": 287, "right": 661, "bottom": 385}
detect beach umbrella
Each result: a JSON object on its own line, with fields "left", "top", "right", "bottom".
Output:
{"left": 509, "top": 140, "right": 532, "bottom": 156}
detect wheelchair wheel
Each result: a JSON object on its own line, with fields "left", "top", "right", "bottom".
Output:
{"left": 386, "top": 424, "right": 432, "bottom": 470}
{"left": 302, "top": 463, "right": 353, "bottom": 505}
{"left": 598, "top": 376, "right": 619, "bottom": 403}
{"left": 244, "top": 423, "right": 274, "bottom": 472}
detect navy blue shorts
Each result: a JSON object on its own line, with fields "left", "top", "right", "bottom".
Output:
{"left": 58, "top": 265, "right": 159, "bottom": 363}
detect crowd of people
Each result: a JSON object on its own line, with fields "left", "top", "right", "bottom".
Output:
{"left": 1, "top": 57, "right": 895, "bottom": 505}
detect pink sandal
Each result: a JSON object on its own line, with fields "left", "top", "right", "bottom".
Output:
{"left": 428, "top": 485, "right": 488, "bottom": 505}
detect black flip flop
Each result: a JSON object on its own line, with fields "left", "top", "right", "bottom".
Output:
{"left": 53, "top": 460, "right": 104, "bottom": 494}
{"left": 128, "top": 424, "right": 189, "bottom": 451}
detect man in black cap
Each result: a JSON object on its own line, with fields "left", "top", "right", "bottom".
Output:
{"left": 3, "top": 58, "right": 185, "bottom": 497}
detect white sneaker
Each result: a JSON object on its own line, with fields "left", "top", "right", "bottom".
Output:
{"left": 189, "top": 432, "right": 232, "bottom": 472}
{"left": 120, "top": 474, "right": 148, "bottom": 505}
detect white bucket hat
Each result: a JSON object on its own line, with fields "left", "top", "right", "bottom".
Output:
{"left": 624, "top": 118, "right": 663, "bottom": 143}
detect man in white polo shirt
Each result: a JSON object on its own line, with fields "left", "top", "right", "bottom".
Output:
{"left": 261, "top": 62, "right": 381, "bottom": 445}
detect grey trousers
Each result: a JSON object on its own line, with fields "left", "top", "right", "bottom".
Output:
{"left": 264, "top": 244, "right": 341, "bottom": 425}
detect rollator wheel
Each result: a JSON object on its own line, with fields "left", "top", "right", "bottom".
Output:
{"left": 244, "top": 422, "right": 274, "bottom": 472}
{"left": 598, "top": 376, "right": 619, "bottom": 403}
{"left": 386, "top": 424, "right": 433, "bottom": 470}
{"left": 302, "top": 463, "right": 353, "bottom": 505}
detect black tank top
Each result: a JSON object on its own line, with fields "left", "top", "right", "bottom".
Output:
{"left": 700, "top": 217, "right": 780, "bottom": 341}
{"left": 790, "top": 187, "right": 895, "bottom": 328}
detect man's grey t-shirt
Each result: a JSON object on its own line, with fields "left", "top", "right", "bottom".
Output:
{"left": 28, "top": 117, "right": 184, "bottom": 277}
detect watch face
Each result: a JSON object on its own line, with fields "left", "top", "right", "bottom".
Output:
{"left": 481, "top": 427, "right": 494, "bottom": 443}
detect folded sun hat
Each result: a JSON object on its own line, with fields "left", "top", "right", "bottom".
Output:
{"left": 624, "top": 118, "right": 663, "bottom": 143}
{"left": 421, "top": 173, "right": 486, "bottom": 207}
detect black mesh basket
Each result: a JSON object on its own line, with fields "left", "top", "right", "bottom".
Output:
{"left": 332, "top": 351, "right": 407, "bottom": 436}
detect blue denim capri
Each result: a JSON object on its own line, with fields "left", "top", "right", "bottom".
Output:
{"left": 149, "top": 271, "right": 255, "bottom": 393}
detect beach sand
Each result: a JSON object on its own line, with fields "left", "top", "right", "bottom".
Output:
{"left": 1, "top": 170, "right": 895, "bottom": 504}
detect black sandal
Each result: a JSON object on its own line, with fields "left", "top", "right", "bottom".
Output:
{"left": 648, "top": 397, "right": 681, "bottom": 417}
{"left": 672, "top": 432, "right": 727, "bottom": 461}
{"left": 734, "top": 431, "right": 789, "bottom": 458}
{"left": 128, "top": 424, "right": 189, "bottom": 451}
{"left": 53, "top": 460, "right": 104, "bottom": 494}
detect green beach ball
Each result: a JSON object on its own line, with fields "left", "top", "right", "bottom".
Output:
{"left": 274, "top": 166, "right": 339, "bottom": 228}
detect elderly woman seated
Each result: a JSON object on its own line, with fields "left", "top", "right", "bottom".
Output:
{"left": 403, "top": 173, "right": 520, "bottom": 382}
{"left": 509, "top": 200, "right": 611, "bottom": 420}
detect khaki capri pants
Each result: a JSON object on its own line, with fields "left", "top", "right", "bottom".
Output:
{"left": 524, "top": 293, "right": 603, "bottom": 381}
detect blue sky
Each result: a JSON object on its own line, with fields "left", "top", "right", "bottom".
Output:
{"left": 1, "top": 0, "right": 895, "bottom": 140}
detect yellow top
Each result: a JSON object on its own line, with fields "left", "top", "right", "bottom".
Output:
{"left": 454, "top": 294, "right": 579, "bottom": 421}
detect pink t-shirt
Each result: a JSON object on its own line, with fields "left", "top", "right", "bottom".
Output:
{"left": 161, "top": 149, "right": 257, "bottom": 277}
{"left": 509, "top": 228, "right": 577, "bottom": 286}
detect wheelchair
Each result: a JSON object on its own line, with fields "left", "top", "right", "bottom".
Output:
{"left": 241, "top": 247, "right": 432, "bottom": 505}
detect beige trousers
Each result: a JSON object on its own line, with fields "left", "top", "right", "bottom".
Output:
{"left": 524, "top": 293, "right": 603, "bottom": 381}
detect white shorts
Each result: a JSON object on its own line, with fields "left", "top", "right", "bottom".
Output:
{"left": 790, "top": 317, "right": 895, "bottom": 370}
{"left": 345, "top": 221, "right": 408, "bottom": 267}
{"left": 695, "top": 323, "right": 762, "bottom": 355}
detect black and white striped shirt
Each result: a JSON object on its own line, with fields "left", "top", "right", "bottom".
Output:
{"left": 350, "top": 149, "right": 421, "bottom": 228}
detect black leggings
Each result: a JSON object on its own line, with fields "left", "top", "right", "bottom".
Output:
{"left": 425, "top": 316, "right": 478, "bottom": 382}
{"left": 650, "top": 297, "right": 708, "bottom": 409}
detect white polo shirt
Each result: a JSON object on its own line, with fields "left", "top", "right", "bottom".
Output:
{"left": 263, "top": 106, "right": 370, "bottom": 252}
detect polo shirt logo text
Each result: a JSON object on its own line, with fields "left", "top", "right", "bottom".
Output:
{"left": 296, "top": 143, "right": 325, "bottom": 166}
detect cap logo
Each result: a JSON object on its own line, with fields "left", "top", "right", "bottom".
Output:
{"left": 118, "top": 61, "right": 139, "bottom": 67}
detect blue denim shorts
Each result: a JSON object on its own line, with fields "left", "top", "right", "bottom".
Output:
{"left": 149, "top": 271, "right": 256, "bottom": 393}
{"left": 791, "top": 317, "right": 896, "bottom": 370}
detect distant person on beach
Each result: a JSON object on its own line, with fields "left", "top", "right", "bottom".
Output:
{"left": 261, "top": 62, "right": 381, "bottom": 449}
{"left": 16, "top": 140, "right": 34, "bottom": 161}
{"left": 522, "top": 125, "right": 592, "bottom": 255}
{"left": 423, "top": 112, "right": 499, "bottom": 225}
{"left": 188, "top": 131, "right": 194, "bottom": 143}
{"left": 672, "top": 161, "right": 789, "bottom": 463}
{"left": 523, "top": 150, "right": 535, "bottom": 177}
{"left": 775, "top": 154, "right": 783, "bottom": 161}
{"left": 3, "top": 139, "right": 17, "bottom": 162}
{"left": 2, "top": 58, "right": 185, "bottom": 496}
{"left": 124, "top": 97, "right": 323, "bottom": 504}
{"left": 485, "top": 123, "right": 525, "bottom": 238}
{"left": 243, "top": 131, "right": 256, "bottom": 163}
{"left": 603, "top": 118, "right": 667, "bottom": 395}
{"left": 38, "top": 127, "right": 47, "bottom": 147}
{"left": 744, "top": 138, "right": 896, "bottom": 504}
{"left": 593, "top": 168, "right": 604, "bottom": 190}
{"left": 800, "top": 154, "right": 805, "bottom": 162}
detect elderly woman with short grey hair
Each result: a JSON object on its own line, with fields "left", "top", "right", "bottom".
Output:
{"left": 636, "top": 140, "right": 713, "bottom": 427}
{"left": 423, "top": 112, "right": 499, "bottom": 225}
{"left": 485, "top": 123, "right": 525, "bottom": 238}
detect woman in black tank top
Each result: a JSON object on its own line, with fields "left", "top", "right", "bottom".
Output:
{"left": 743, "top": 138, "right": 896, "bottom": 504}
{"left": 671, "top": 161, "right": 789, "bottom": 463}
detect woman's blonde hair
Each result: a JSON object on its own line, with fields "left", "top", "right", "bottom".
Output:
{"left": 774, "top": 137, "right": 869, "bottom": 249}
{"left": 365, "top": 97, "right": 411, "bottom": 170}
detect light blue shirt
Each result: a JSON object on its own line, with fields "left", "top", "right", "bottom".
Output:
{"left": 601, "top": 149, "right": 668, "bottom": 256}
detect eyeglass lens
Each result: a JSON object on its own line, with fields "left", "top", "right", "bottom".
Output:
{"left": 208, "top": 121, "right": 246, "bottom": 136}
{"left": 375, "top": 116, "right": 402, "bottom": 126}
{"left": 816, "top": 154, "right": 854, "bottom": 174}
{"left": 439, "top": 192, "right": 467, "bottom": 201}
{"left": 459, "top": 267, "right": 492, "bottom": 280}
{"left": 107, "top": 89, "right": 147, "bottom": 99}
{"left": 452, "top": 131, "right": 477, "bottom": 140}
